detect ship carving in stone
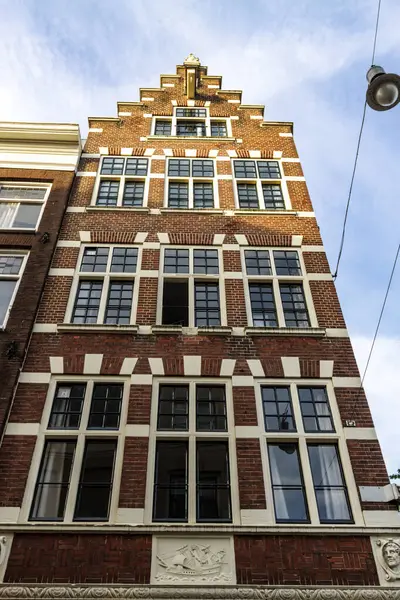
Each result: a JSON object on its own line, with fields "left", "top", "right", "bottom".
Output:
{"left": 156, "top": 543, "right": 229, "bottom": 581}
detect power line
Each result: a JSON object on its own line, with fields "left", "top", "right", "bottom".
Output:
{"left": 332, "top": 0, "right": 383, "bottom": 280}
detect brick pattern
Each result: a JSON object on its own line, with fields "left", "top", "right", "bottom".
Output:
{"left": 335, "top": 388, "right": 374, "bottom": 427}
{"left": 5, "top": 534, "right": 151, "bottom": 584}
{"left": 309, "top": 281, "right": 346, "bottom": 328}
{"left": 347, "top": 440, "right": 390, "bottom": 487}
{"left": 223, "top": 250, "right": 242, "bottom": 271}
{"left": 141, "top": 249, "right": 160, "bottom": 270}
{"left": 282, "top": 161, "right": 304, "bottom": 177}
{"left": 234, "top": 535, "right": 379, "bottom": 586}
{"left": 0, "top": 436, "right": 36, "bottom": 506}
{"left": 127, "top": 386, "right": 152, "bottom": 424}
{"left": 303, "top": 251, "right": 331, "bottom": 274}
{"left": 9, "top": 384, "right": 48, "bottom": 423}
{"left": 119, "top": 439, "right": 149, "bottom": 508}
{"left": 233, "top": 387, "right": 258, "bottom": 425}
{"left": 236, "top": 440, "right": 266, "bottom": 509}
{"left": 226, "top": 280, "right": 247, "bottom": 327}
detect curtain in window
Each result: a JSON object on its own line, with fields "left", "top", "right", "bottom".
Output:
{"left": 0, "top": 203, "right": 16, "bottom": 228}
{"left": 309, "top": 445, "right": 350, "bottom": 521}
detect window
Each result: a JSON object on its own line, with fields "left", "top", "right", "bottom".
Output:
{"left": 262, "top": 386, "right": 295, "bottom": 431}
{"left": 166, "top": 159, "right": 217, "bottom": 209}
{"left": 152, "top": 109, "right": 229, "bottom": 138}
{"left": 68, "top": 245, "right": 139, "bottom": 325}
{"left": 243, "top": 248, "right": 314, "bottom": 329}
{"left": 0, "top": 183, "right": 49, "bottom": 229}
{"left": 233, "top": 160, "right": 287, "bottom": 210}
{"left": 268, "top": 443, "right": 309, "bottom": 523}
{"left": 308, "top": 444, "right": 352, "bottom": 523}
{"left": 94, "top": 157, "right": 149, "bottom": 207}
{"left": 299, "top": 387, "right": 334, "bottom": 432}
{"left": 30, "top": 381, "right": 125, "bottom": 522}
{"left": 0, "top": 252, "right": 28, "bottom": 327}
{"left": 152, "top": 382, "right": 232, "bottom": 523}
{"left": 160, "top": 247, "right": 223, "bottom": 328}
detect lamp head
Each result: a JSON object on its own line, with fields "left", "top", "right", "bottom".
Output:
{"left": 366, "top": 65, "right": 400, "bottom": 111}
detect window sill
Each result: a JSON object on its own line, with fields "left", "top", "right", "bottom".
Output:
{"left": 160, "top": 208, "right": 224, "bottom": 214}
{"left": 151, "top": 325, "right": 232, "bottom": 336}
{"left": 148, "top": 135, "right": 236, "bottom": 142}
{"left": 86, "top": 206, "right": 148, "bottom": 212}
{"left": 245, "top": 326, "right": 326, "bottom": 337}
{"left": 57, "top": 324, "right": 139, "bottom": 334}
{"left": 234, "top": 209, "right": 297, "bottom": 215}
{"left": 0, "top": 228, "right": 37, "bottom": 233}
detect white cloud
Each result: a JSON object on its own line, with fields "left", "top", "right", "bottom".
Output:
{"left": 352, "top": 335, "right": 400, "bottom": 475}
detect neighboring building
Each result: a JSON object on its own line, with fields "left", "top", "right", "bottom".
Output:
{"left": 0, "top": 56, "right": 399, "bottom": 599}
{"left": 0, "top": 121, "right": 81, "bottom": 437}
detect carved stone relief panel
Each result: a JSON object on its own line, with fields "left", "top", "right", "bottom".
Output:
{"left": 151, "top": 536, "right": 235, "bottom": 585}
{"left": 371, "top": 536, "right": 400, "bottom": 586}
{"left": 0, "top": 534, "right": 13, "bottom": 582}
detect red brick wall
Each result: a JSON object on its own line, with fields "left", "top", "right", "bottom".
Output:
{"left": 5, "top": 534, "right": 151, "bottom": 583}
{"left": 0, "top": 436, "right": 36, "bottom": 506}
{"left": 234, "top": 535, "right": 379, "bottom": 586}
{"left": 119, "top": 438, "right": 149, "bottom": 508}
{"left": 236, "top": 440, "right": 266, "bottom": 509}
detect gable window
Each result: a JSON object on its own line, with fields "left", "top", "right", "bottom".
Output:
{"left": 0, "top": 251, "right": 28, "bottom": 328}
{"left": 233, "top": 160, "right": 288, "bottom": 210}
{"left": 159, "top": 247, "right": 223, "bottom": 328}
{"left": 166, "top": 159, "right": 217, "bottom": 209}
{"left": 29, "top": 380, "right": 126, "bottom": 522}
{"left": 0, "top": 184, "right": 49, "bottom": 230}
{"left": 152, "top": 108, "right": 229, "bottom": 138}
{"left": 94, "top": 157, "right": 149, "bottom": 208}
{"left": 299, "top": 387, "right": 334, "bottom": 432}
{"left": 67, "top": 245, "right": 140, "bottom": 326}
{"left": 151, "top": 381, "right": 233, "bottom": 523}
{"left": 243, "top": 248, "right": 316, "bottom": 329}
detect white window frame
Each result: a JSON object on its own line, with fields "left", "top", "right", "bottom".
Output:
{"left": 164, "top": 158, "right": 219, "bottom": 209}
{"left": 20, "top": 376, "right": 130, "bottom": 524}
{"left": 64, "top": 244, "right": 142, "bottom": 325}
{"left": 232, "top": 159, "right": 291, "bottom": 210}
{"left": 254, "top": 378, "right": 363, "bottom": 526}
{"left": 0, "top": 182, "right": 51, "bottom": 231}
{"left": 156, "top": 246, "right": 227, "bottom": 328}
{"left": 241, "top": 246, "right": 318, "bottom": 328}
{"left": 151, "top": 107, "right": 232, "bottom": 138}
{"left": 0, "top": 250, "right": 29, "bottom": 329}
{"left": 91, "top": 156, "right": 151, "bottom": 208}
{"left": 144, "top": 377, "right": 240, "bottom": 525}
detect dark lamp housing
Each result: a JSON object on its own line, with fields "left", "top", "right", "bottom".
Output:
{"left": 366, "top": 65, "right": 400, "bottom": 111}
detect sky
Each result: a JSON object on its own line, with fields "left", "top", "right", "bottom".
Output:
{"left": 1, "top": 0, "right": 399, "bottom": 473}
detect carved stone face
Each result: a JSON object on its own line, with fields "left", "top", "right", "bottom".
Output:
{"left": 383, "top": 542, "right": 400, "bottom": 569}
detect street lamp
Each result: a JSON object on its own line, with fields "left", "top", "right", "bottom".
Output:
{"left": 366, "top": 66, "right": 400, "bottom": 111}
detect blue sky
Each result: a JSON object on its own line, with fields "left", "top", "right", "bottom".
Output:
{"left": 1, "top": 0, "right": 399, "bottom": 472}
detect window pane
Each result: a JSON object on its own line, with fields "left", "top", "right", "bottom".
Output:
{"left": 96, "top": 181, "right": 119, "bottom": 206}
{"left": 195, "top": 282, "right": 220, "bottom": 327}
{"left": 72, "top": 280, "right": 103, "bottom": 324}
{"left": 299, "top": 387, "right": 334, "bottom": 432}
{"left": 193, "top": 182, "right": 214, "bottom": 208}
{"left": 257, "top": 161, "right": 281, "bottom": 179}
{"left": 197, "top": 442, "right": 231, "bottom": 522}
{"left": 168, "top": 159, "right": 190, "bottom": 177}
{"left": 164, "top": 249, "right": 189, "bottom": 273}
{"left": 101, "top": 157, "right": 124, "bottom": 175}
{"left": 168, "top": 182, "right": 188, "bottom": 208}
{"left": 122, "top": 181, "right": 144, "bottom": 206}
{"left": 153, "top": 441, "right": 187, "bottom": 521}
{"left": 268, "top": 444, "right": 308, "bottom": 522}
{"left": 249, "top": 283, "right": 277, "bottom": 326}
{"left": 157, "top": 385, "right": 189, "bottom": 430}
{"left": 111, "top": 248, "right": 138, "bottom": 273}
{"left": 196, "top": 386, "right": 227, "bottom": 431}
{"left": 0, "top": 186, "right": 47, "bottom": 200}
{"left": 245, "top": 250, "right": 271, "bottom": 275}
{"left": 30, "top": 441, "right": 75, "bottom": 520}
{"left": 273, "top": 251, "right": 301, "bottom": 276}
{"left": 74, "top": 440, "right": 116, "bottom": 520}
{"left": 13, "top": 203, "right": 42, "bottom": 228}
{"left": 192, "top": 160, "right": 214, "bottom": 177}
{"left": 0, "top": 255, "right": 23, "bottom": 275}
{"left": 211, "top": 122, "right": 227, "bottom": 137}
{"left": 0, "top": 203, "right": 17, "bottom": 228}
{"left": 237, "top": 183, "right": 258, "bottom": 208}
{"left": 0, "top": 280, "right": 17, "bottom": 324}
{"left": 234, "top": 160, "right": 257, "bottom": 178}
{"left": 176, "top": 108, "right": 206, "bottom": 117}
{"left": 125, "top": 158, "right": 148, "bottom": 176}
{"left": 193, "top": 249, "right": 219, "bottom": 274}
{"left": 280, "top": 283, "right": 310, "bottom": 328}
{"left": 308, "top": 445, "right": 352, "bottom": 523}
{"left": 88, "top": 384, "right": 123, "bottom": 429}
{"left": 262, "top": 387, "right": 295, "bottom": 431}
{"left": 162, "top": 280, "right": 189, "bottom": 326}
{"left": 154, "top": 120, "right": 172, "bottom": 135}
{"left": 80, "top": 247, "right": 109, "bottom": 272}
{"left": 104, "top": 280, "right": 133, "bottom": 325}
{"left": 176, "top": 121, "right": 206, "bottom": 137}
{"left": 48, "top": 384, "right": 86, "bottom": 429}
{"left": 262, "top": 184, "right": 285, "bottom": 209}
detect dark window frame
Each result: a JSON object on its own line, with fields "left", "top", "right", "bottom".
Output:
{"left": 48, "top": 383, "right": 87, "bottom": 429}
{"left": 245, "top": 249, "right": 272, "bottom": 275}
{"left": 298, "top": 387, "right": 335, "bottom": 433}
{"left": 279, "top": 282, "right": 310, "bottom": 328}
{"left": 154, "top": 120, "right": 172, "bottom": 136}
{"left": 261, "top": 386, "right": 296, "bottom": 432}
{"left": 157, "top": 385, "right": 189, "bottom": 431}
{"left": 249, "top": 282, "right": 278, "bottom": 327}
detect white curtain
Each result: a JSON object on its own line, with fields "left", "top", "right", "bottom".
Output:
{"left": 311, "top": 446, "right": 349, "bottom": 521}
{"left": 33, "top": 442, "right": 73, "bottom": 519}
{"left": 0, "top": 203, "right": 16, "bottom": 228}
